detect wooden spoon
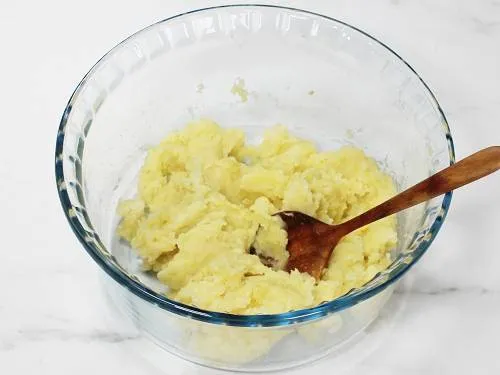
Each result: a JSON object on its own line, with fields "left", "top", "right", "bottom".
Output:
{"left": 276, "top": 146, "right": 500, "bottom": 280}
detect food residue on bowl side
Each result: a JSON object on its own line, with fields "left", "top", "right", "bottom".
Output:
{"left": 230, "top": 78, "right": 249, "bottom": 102}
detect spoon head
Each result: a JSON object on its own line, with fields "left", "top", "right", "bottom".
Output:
{"left": 275, "top": 211, "right": 341, "bottom": 280}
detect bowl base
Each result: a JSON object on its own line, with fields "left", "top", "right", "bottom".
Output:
{"left": 98, "top": 273, "right": 414, "bottom": 372}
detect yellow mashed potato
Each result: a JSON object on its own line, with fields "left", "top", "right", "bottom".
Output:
{"left": 117, "top": 119, "right": 397, "bottom": 314}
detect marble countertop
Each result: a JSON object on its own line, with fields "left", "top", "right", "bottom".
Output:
{"left": 1, "top": 0, "right": 499, "bottom": 374}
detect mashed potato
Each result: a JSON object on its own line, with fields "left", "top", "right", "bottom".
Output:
{"left": 117, "top": 119, "right": 397, "bottom": 314}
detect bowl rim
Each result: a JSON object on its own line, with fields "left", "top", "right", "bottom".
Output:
{"left": 55, "top": 4, "right": 455, "bottom": 327}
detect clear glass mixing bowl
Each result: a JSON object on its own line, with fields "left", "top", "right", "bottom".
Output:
{"left": 55, "top": 5, "right": 454, "bottom": 372}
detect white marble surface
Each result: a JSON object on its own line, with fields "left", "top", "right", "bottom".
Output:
{"left": 1, "top": 0, "right": 500, "bottom": 374}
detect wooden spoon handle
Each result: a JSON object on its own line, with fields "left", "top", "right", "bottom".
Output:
{"left": 339, "top": 146, "right": 500, "bottom": 234}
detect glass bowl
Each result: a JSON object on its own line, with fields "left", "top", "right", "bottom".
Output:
{"left": 55, "top": 4, "right": 454, "bottom": 372}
